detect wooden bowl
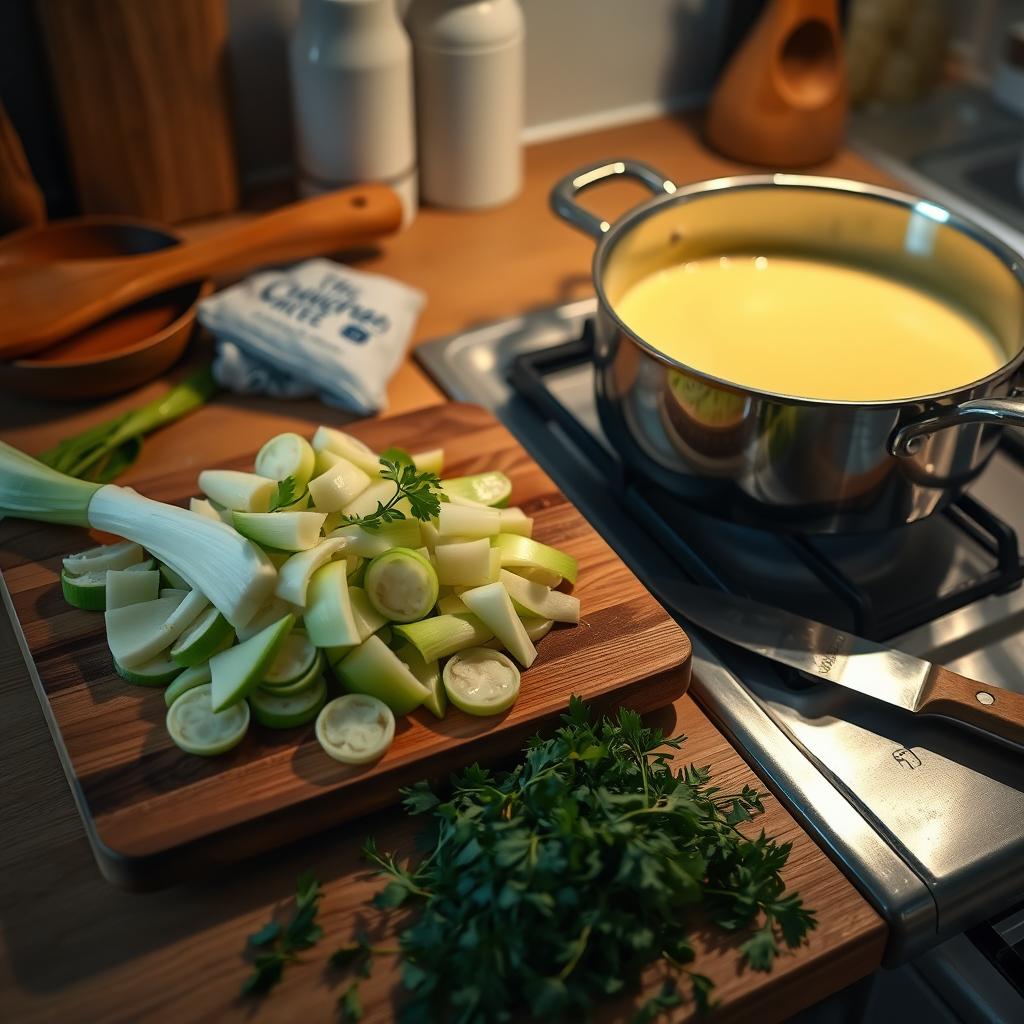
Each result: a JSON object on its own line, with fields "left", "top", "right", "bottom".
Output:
{"left": 0, "top": 217, "right": 211, "bottom": 400}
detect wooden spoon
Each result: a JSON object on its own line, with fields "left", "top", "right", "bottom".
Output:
{"left": 0, "top": 183, "right": 403, "bottom": 359}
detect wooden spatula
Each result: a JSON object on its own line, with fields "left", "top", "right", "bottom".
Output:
{"left": 0, "top": 183, "right": 404, "bottom": 359}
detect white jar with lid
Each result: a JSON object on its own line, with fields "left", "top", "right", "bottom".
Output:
{"left": 289, "top": 0, "right": 417, "bottom": 223}
{"left": 407, "top": 0, "right": 524, "bottom": 209}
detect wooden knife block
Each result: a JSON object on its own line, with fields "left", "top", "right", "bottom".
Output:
{"left": 36, "top": 0, "right": 239, "bottom": 223}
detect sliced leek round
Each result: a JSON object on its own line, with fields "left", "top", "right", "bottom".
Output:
{"left": 364, "top": 547, "right": 438, "bottom": 624}
{"left": 442, "top": 647, "right": 520, "bottom": 717}
{"left": 262, "top": 630, "right": 318, "bottom": 686}
{"left": 315, "top": 694, "right": 395, "bottom": 765}
{"left": 254, "top": 432, "right": 316, "bottom": 491}
{"left": 441, "top": 471, "right": 511, "bottom": 508}
{"left": 164, "top": 661, "right": 213, "bottom": 707}
{"left": 167, "top": 683, "right": 249, "bottom": 756}
{"left": 60, "top": 568, "right": 108, "bottom": 611}
{"left": 249, "top": 675, "right": 327, "bottom": 729}
{"left": 115, "top": 652, "right": 183, "bottom": 687}
{"left": 63, "top": 540, "right": 144, "bottom": 577}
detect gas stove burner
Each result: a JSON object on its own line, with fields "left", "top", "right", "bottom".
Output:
{"left": 508, "top": 322, "right": 1024, "bottom": 642}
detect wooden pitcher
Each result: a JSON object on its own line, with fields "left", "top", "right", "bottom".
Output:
{"left": 706, "top": 0, "right": 847, "bottom": 167}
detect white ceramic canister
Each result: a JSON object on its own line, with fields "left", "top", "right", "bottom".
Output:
{"left": 407, "top": 0, "right": 524, "bottom": 209}
{"left": 290, "top": 0, "right": 417, "bottom": 223}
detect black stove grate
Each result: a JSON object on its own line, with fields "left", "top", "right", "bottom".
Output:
{"left": 508, "top": 323, "right": 1024, "bottom": 642}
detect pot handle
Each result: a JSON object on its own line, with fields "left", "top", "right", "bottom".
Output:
{"left": 550, "top": 159, "right": 678, "bottom": 239}
{"left": 890, "top": 395, "right": 1024, "bottom": 456}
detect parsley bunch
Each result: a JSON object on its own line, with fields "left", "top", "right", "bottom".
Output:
{"left": 345, "top": 698, "right": 816, "bottom": 1022}
{"left": 343, "top": 455, "right": 441, "bottom": 531}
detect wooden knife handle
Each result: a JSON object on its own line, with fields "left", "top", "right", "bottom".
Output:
{"left": 918, "top": 665, "right": 1024, "bottom": 748}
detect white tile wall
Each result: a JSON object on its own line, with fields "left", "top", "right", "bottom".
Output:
{"left": 225, "top": 0, "right": 726, "bottom": 186}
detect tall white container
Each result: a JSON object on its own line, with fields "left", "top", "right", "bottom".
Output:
{"left": 407, "top": 0, "right": 524, "bottom": 209}
{"left": 289, "top": 0, "right": 417, "bottom": 222}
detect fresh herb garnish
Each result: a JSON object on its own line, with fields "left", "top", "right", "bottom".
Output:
{"left": 38, "top": 364, "right": 217, "bottom": 483}
{"left": 241, "top": 869, "right": 324, "bottom": 996}
{"left": 343, "top": 457, "right": 441, "bottom": 531}
{"left": 335, "top": 697, "right": 816, "bottom": 1020}
{"left": 268, "top": 475, "right": 303, "bottom": 512}
{"left": 243, "top": 700, "right": 816, "bottom": 1018}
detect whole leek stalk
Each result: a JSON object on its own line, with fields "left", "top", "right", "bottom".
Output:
{"left": 37, "top": 364, "right": 217, "bottom": 483}
{"left": 0, "top": 441, "right": 275, "bottom": 628}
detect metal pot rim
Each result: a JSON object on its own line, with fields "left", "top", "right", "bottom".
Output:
{"left": 591, "top": 172, "right": 1024, "bottom": 409}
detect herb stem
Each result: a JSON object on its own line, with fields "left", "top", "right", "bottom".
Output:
{"left": 557, "top": 924, "right": 592, "bottom": 981}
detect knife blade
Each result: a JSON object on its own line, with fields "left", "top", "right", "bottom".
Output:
{"left": 647, "top": 575, "right": 1024, "bottom": 750}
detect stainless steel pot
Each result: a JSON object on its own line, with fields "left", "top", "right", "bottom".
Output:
{"left": 551, "top": 159, "right": 1024, "bottom": 533}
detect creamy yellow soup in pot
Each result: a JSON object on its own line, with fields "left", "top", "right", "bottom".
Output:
{"left": 613, "top": 254, "right": 1005, "bottom": 402}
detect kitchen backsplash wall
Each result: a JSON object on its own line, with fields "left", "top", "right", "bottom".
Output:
{"left": 227, "top": 0, "right": 730, "bottom": 187}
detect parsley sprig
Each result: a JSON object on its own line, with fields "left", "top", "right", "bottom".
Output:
{"left": 342, "top": 456, "right": 441, "bottom": 531}
{"left": 334, "top": 698, "right": 816, "bottom": 1021}
{"left": 241, "top": 870, "right": 324, "bottom": 995}
{"left": 268, "top": 475, "right": 303, "bottom": 512}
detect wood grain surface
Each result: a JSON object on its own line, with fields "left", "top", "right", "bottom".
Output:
{"left": 36, "top": 0, "right": 239, "bottom": 222}
{"left": 0, "top": 115, "right": 889, "bottom": 1021}
{"left": 0, "top": 403, "right": 690, "bottom": 887}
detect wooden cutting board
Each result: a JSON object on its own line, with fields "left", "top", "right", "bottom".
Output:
{"left": 0, "top": 402, "right": 691, "bottom": 889}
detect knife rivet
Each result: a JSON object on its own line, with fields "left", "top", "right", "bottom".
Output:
{"left": 976, "top": 691, "right": 995, "bottom": 706}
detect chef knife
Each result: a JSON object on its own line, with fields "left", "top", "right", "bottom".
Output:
{"left": 649, "top": 576, "right": 1024, "bottom": 749}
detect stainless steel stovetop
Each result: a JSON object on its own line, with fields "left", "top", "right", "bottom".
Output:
{"left": 416, "top": 298, "right": 1024, "bottom": 971}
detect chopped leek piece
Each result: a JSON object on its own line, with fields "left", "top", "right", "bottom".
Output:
{"left": 499, "top": 507, "right": 533, "bottom": 537}
{"left": 341, "top": 479, "right": 411, "bottom": 521}
{"left": 492, "top": 533, "right": 578, "bottom": 585}
{"left": 411, "top": 448, "right": 444, "bottom": 476}
{"left": 305, "top": 561, "right": 360, "bottom": 647}
{"left": 274, "top": 538, "right": 345, "bottom": 607}
{"left": 508, "top": 565, "right": 562, "bottom": 588}
{"left": 60, "top": 569, "right": 108, "bottom": 611}
{"left": 364, "top": 547, "right": 439, "bottom": 623}
{"left": 189, "top": 497, "right": 226, "bottom": 523}
{"left": 209, "top": 613, "right": 294, "bottom": 711}
{"left": 105, "top": 593, "right": 186, "bottom": 669}
{"left": 164, "top": 661, "right": 212, "bottom": 707}
{"left": 312, "top": 426, "right": 383, "bottom": 477}
{"left": 321, "top": 510, "right": 344, "bottom": 534}
{"left": 313, "top": 447, "right": 343, "bottom": 476}
{"left": 249, "top": 675, "right": 327, "bottom": 729}
{"left": 63, "top": 540, "right": 144, "bottom": 576}
{"left": 235, "top": 597, "right": 296, "bottom": 641}
{"left": 334, "top": 635, "right": 430, "bottom": 715}
{"left": 255, "top": 432, "right": 316, "bottom": 491}
{"left": 167, "top": 683, "right": 249, "bottom": 756}
{"left": 420, "top": 519, "right": 442, "bottom": 549}
{"left": 259, "top": 546, "right": 293, "bottom": 569}
{"left": 499, "top": 569, "right": 580, "bottom": 624}
{"left": 442, "top": 648, "right": 521, "bottom": 716}
{"left": 349, "top": 586, "right": 389, "bottom": 641}
{"left": 460, "top": 582, "right": 538, "bottom": 667}
{"left": 261, "top": 629, "right": 317, "bottom": 685}
{"left": 434, "top": 537, "right": 493, "bottom": 587}
{"left": 521, "top": 616, "right": 555, "bottom": 643}
{"left": 308, "top": 456, "right": 372, "bottom": 512}
{"left": 327, "top": 519, "right": 421, "bottom": 557}
{"left": 159, "top": 562, "right": 190, "bottom": 590}
{"left": 169, "top": 605, "right": 235, "bottom": 666}
{"left": 231, "top": 510, "right": 326, "bottom": 552}
{"left": 115, "top": 652, "right": 183, "bottom": 687}
{"left": 438, "top": 503, "right": 501, "bottom": 538}
{"left": 316, "top": 694, "right": 394, "bottom": 764}
{"left": 441, "top": 471, "right": 511, "bottom": 508}
{"left": 393, "top": 612, "right": 492, "bottom": 662}
{"left": 260, "top": 652, "right": 324, "bottom": 697}
{"left": 436, "top": 593, "right": 470, "bottom": 615}
{"left": 488, "top": 546, "right": 502, "bottom": 582}
{"left": 198, "top": 469, "right": 276, "bottom": 513}
{"left": 126, "top": 558, "right": 157, "bottom": 572}
{"left": 160, "top": 588, "right": 190, "bottom": 600}
{"left": 105, "top": 568, "right": 160, "bottom": 610}
{"left": 396, "top": 644, "right": 446, "bottom": 718}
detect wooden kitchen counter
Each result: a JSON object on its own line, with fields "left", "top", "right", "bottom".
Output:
{"left": 1, "top": 115, "right": 890, "bottom": 1022}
